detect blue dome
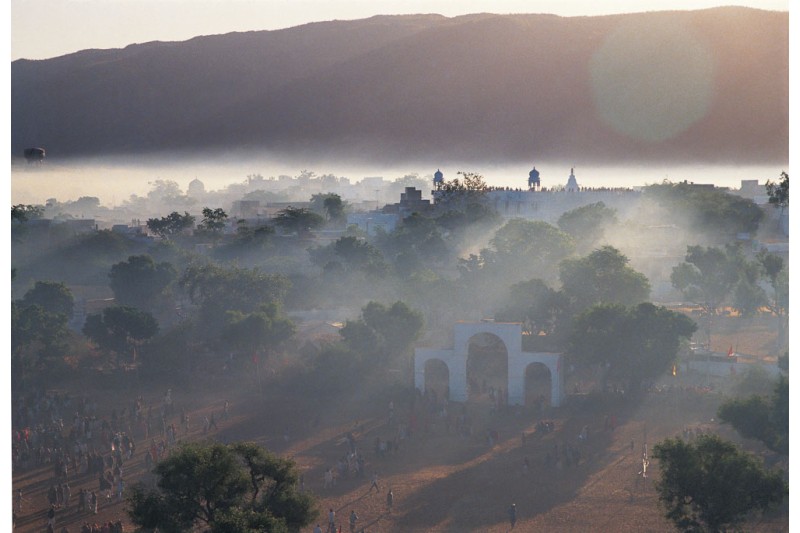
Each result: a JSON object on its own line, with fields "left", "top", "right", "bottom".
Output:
{"left": 433, "top": 169, "right": 444, "bottom": 183}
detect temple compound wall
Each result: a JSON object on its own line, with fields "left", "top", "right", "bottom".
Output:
{"left": 414, "top": 322, "right": 565, "bottom": 407}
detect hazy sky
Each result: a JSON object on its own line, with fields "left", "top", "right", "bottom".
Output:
{"left": 10, "top": 0, "right": 789, "bottom": 60}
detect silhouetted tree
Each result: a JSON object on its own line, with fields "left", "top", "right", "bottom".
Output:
{"left": 568, "top": 302, "right": 695, "bottom": 393}
{"left": 109, "top": 255, "right": 177, "bottom": 312}
{"left": 147, "top": 211, "right": 196, "bottom": 240}
{"left": 718, "top": 376, "right": 788, "bottom": 454}
{"left": 653, "top": 434, "right": 786, "bottom": 532}
{"left": 559, "top": 246, "right": 650, "bottom": 313}
{"left": 671, "top": 244, "right": 741, "bottom": 344}
{"left": 21, "top": 280, "right": 74, "bottom": 318}
{"left": 557, "top": 201, "right": 618, "bottom": 253}
{"left": 128, "top": 441, "right": 316, "bottom": 532}
{"left": 83, "top": 306, "right": 159, "bottom": 364}
{"left": 273, "top": 207, "right": 324, "bottom": 237}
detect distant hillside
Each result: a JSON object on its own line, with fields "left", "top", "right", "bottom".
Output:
{"left": 11, "top": 8, "right": 788, "bottom": 164}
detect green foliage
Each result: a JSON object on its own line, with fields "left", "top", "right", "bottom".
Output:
{"left": 376, "top": 213, "right": 450, "bottom": 271}
{"left": 309, "top": 236, "right": 388, "bottom": 278}
{"left": 557, "top": 201, "right": 618, "bottom": 252}
{"left": 341, "top": 301, "right": 424, "bottom": 361}
{"left": 21, "top": 280, "right": 74, "bottom": 318}
{"left": 11, "top": 204, "right": 44, "bottom": 222}
{"left": 718, "top": 376, "right": 788, "bottom": 454}
{"left": 82, "top": 305, "right": 159, "bottom": 362}
{"left": 127, "top": 441, "right": 316, "bottom": 532}
{"left": 309, "top": 193, "right": 347, "bottom": 223}
{"left": 671, "top": 244, "right": 742, "bottom": 325}
{"left": 568, "top": 302, "right": 696, "bottom": 393}
{"left": 146, "top": 211, "right": 196, "bottom": 240}
{"left": 179, "top": 263, "right": 291, "bottom": 341}
{"left": 644, "top": 181, "right": 764, "bottom": 237}
{"left": 273, "top": 207, "right": 324, "bottom": 237}
{"left": 11, "top": 301, "right": 70, "bottom": 363}
{"left": 197, "top": 207, "right": 229, "bottom": 238}
{"left": 495, "top": 279, "right": 567, "bottom": 338}
{"left": 653, "top": 434, "right": 786, "bottom": 532}
{"left": 109, "top": 254, "right": 177, "bottom": 312}
{"left": 223, "top": 304, "right": 295, "bottom": 357}
{"left": 487, "top": 218, "right": 575, "bottom": 284}
{"left": 756, "top": 251, "right": 788, "bottom": 349}
{"left": 765, "top": 171, "right": 789, "bottom": 209}
{"left": 435, "top": 171, "right": 489, "bottom": 209}
{"left": 559, "top": 246, "right": 650, "bottom": 313}
{"left": 180, "top": 263, "right": 290, "bottom": 313}
{"left": 434, "top": 201, "right": 500, "bottom": 236}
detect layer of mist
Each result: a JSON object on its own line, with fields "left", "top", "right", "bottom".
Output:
{"left": 10, "top": 154, "right": 783, "bottom": 210}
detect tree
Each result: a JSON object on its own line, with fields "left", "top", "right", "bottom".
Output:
{"left": 12, "top": 204, "right": 45, "bottom": 242}
{"left": 11, "top": 301, "right": 71, "bottom": 377}
{"left": 557, "top": 201, "right": 618, "bottom": 253}
{"left": 644, "top": 181, "right": 764, "bottom": 239}
{"left": 11, "top": 204, "right": 44, "bottom": 222}
{"left": 494, "top": 279, "right": 567, "bottom": 338}
{"left": 568, "top": 302, "right": 696, "bottom": 393}
{"left": 341, "top": 301, "right": 424, "bottom": 361}
{"left": 671, "top": 245, "right": 741, "bottom": 345}
{"left": 718, "top": 376, "right": 788, "bottom": 454}
{"left": 222, "top": 304, "right": 295, "bottom": 360}
{"left": 273, "top": 207, "right": 324, "bottom": 237}
{"left": 434, "top": 171, "right": 489, "bottom": 208}
{"left": 179, "top": 264, "right": 291, "bottom": 341}
{"left": 83, "top": 306, "right": 159, "bottom": 364}
{"left": 488, "top": 219, "right": 575, "bottom": 284}
{"left": 309, "top": 236, "right": 387, "bottom": 278}
{"left": 146, "top": 211, "right": 195, "bottom": 240}
{"left": 180, "top": 264, "right": 290, "bottom": 315}
{"left": 756, "top": 251, "right": 788, "bottom": 349}
{"left": 109, "top": 255, "right": 177, "bottom": 312}
{"left": 559, "top": 246, "right": 650, "bottom": 313}
{"left": 21, "top": 280, "right": 74, "bottom": 318}
{"left": 197, "top": 207, "right": 229, "bottom": 241}
{"left": 765, "top": 171, "right": 788, "bottom": 211}
{"left": 309, "top": 193, "right": 347, "bottom": 224}
{"left": 128, "top": 441, "right": 316, "bottom": 533}
{"left": 653, "top": 434, "right": 786, "bottom": 532}
{"left": 376, "top": 213, "right": 450, "bottom": 270}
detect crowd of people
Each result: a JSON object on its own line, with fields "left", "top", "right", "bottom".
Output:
{"left": 12, "top": 386, "right": 224, "bottom": 531}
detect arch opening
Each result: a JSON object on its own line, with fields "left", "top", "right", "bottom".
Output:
{"left": 466, "top": 332, "right": 508, "bottom": 402}
{"left": 423, "top": 358, "right": 450, "bottom": 400}
{"left": 525, "top": 362, "right": 552, "bottom": 412}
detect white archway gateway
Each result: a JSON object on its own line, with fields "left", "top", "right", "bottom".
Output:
{"left": 414, "top": 322, "right": 565, "bottom": 407}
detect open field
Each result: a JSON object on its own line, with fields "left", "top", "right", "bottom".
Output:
{"left": 12, "top": 318, "right": 787, "bottom": 532}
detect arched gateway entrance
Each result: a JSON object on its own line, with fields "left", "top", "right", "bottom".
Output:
{"left": 414, "top": 322, "right": 564, "bottom": 407}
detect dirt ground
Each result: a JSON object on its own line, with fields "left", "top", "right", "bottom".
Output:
{"left": 11, "top": 318, "right": 788, "bottom": 532}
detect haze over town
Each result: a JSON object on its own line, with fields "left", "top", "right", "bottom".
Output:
{"left": 8, "top": 3, "right": 792, "bottom": 533}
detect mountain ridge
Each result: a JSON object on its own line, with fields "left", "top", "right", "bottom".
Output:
{"left": 11, "top": 8, "right": 788, "bottom": 164}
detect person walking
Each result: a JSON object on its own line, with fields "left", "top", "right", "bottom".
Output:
{"left": 369, "top": 471, "right": 379, "bottom": 493}
{"left": 47, "top": 504, "right": 56, "bottom": 529}
{"left": 327, "top": 508, "right": 335, "bottom": 533}
{"left": 348, "top": 510, "right": 358, "bottom": 533}
{"left": 386, "top": 488, "right": 394, "bottom": 513}
{"left": 508, "top": 503, "right": 517, "bottom": 529}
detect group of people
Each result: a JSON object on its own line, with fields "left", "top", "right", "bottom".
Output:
{"left": 314, "top": 490, "right": 394, "bottom": 533}
{"left": 12, "top": 387, "right": 211, "bottom": 532}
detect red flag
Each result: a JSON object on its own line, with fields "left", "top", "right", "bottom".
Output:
{"left": 727, "top": 345, "right": 734, "bottom": 357}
